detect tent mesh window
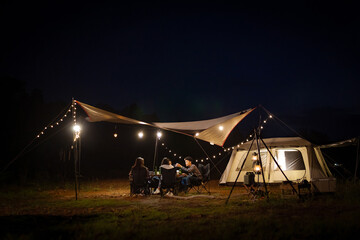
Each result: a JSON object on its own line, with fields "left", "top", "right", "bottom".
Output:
{"left": 274, "top": 149, "right": 305, "bottom": 171}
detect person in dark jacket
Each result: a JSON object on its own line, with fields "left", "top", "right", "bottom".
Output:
{"left": 175, "top": 156, "right": 202, "bottom": 191}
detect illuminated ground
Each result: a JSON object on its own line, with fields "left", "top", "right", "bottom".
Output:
{"left": 0, "top": 179, "right": 359, "bottom": 239}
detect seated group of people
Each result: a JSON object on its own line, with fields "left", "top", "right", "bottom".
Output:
{"left": 129, "top": 156, "right": 203, "bottom": 195}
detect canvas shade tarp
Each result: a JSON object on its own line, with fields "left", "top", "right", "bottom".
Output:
{"left": 153, "top": 108, "right": 255, "bottom": 146}
{"left": 76, "top": 100, "right": 255, "bottom": 146}
{"left": 76, "top": 101, "right": 151, "bottom": 125}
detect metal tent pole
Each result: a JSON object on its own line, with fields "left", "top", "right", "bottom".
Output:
{"left": 73, "top": 140, "right": 78, "bottom": 200}
{"left": 153, "top": 136, "right": 158, "bottom": 171}
{"left": 254, "top": 129, "right": 269, "bottom": 201}
{"left": 225, "top": 136, "right": 256, "bottom": 204}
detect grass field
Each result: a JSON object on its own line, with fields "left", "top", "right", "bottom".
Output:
{"left": 1, "top": 179, "right": 360, "bottom": 239}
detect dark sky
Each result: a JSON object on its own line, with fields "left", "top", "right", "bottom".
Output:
{"left": 2, "top": 1, "right": 359, "bottom": 127}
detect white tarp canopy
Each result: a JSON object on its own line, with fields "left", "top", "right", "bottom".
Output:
{"left": 76, "top": 100, "right": 255, "bottom": 147}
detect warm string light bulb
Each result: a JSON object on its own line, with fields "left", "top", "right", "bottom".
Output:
{"left": 36, "top": 105, "right": 72, "bottom": 138}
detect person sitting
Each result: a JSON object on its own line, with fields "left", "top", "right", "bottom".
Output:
{"left": 153, "top": 157, "right": 174, "bottom": 194}
{"left": 175, "top": 156, "right": 202, "bottom": 192}
{"left": 129, "top": 157, "right": 150, "bottom": 195}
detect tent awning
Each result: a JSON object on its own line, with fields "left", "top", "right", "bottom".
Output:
{"left": 76, "top": 101, "right": 151, "bottom": 126}
{"left": 76, "top": 100, "right": 255, "bottom": 147}
{"left": 153, "top": 108, "right": 254, "bottom": 146}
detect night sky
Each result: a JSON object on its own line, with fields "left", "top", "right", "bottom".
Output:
{"left": 2, "top": 1, "right": 359, "bottom": 139}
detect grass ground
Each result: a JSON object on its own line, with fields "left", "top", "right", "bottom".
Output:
{"left": 1, "top": 179, "right": 360, "bottom": 239}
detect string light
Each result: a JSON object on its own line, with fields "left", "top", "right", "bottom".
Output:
{"left": 36, "top": 104, "right": 72, "bottom": 139}
{"left": 157, "top": 131, "right": 162, "bottom": 139}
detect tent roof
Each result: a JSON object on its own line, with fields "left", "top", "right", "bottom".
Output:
{"left": 237, "top": 137, "right": 313, "bottom": 150}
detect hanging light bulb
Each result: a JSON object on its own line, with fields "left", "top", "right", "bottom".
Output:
{"left": 114, "top": 133, "right": 118, "bottom": 138}
{"left": 195, "top": 132, "right": 200, "bottom": 137}
{"left": 218, "top": 125, "right": 224, "bottom": 131}
{"left": 254, "top": 161, "right": 261, "bottom": 174}
{"left": 252, "top": 152, "right": 258, "bottom": 161}
{"left": 138, "top": 131, "right": 144, "bottom": 138}
{"left": 73, "top": 124, "right": 81, "bottom": 133}
{"left": 157, "top": 131, "right": 162, "bottom": 139}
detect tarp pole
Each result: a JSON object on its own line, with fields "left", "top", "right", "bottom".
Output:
{"left": 153, "top": 136, "right": 158, "bottom": 171}
{"left": 72, "top": 98, "right": 80, "bottom": 200}
{"left": 255, "top": 129, "right": 269, "bottom": 201}
{"left": 225, "top": 136, "right": 255, "bottom": 204}
{"left": 73, "top": 140, "right": 78, "bottom": 200}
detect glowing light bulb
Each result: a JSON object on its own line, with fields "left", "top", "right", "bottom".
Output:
{"left": 73, "top": 125, "right": 81, "bottom": 133}
{"left": 157, "top": 131, "right": 162, "bottom": 139}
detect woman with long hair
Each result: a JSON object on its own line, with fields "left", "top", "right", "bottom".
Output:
{"left": 131, "top": 157, "right": 145, "bottom": 169}
{"left": 129, "top": 157, "right": 150, "bottom": 195}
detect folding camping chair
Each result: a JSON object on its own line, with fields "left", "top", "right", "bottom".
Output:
{"left": 198, "top": 163, "right": 211, "bottom": 194}
{"left": 159, "top": 167, "right": 178, "bottom": 197}
{"left": 187, "top": 163, "right": 211, "bottom": 194}
{"left": 130, "top": 168, "right": 150, "bottom": 196}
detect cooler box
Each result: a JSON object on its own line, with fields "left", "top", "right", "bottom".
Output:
{"left": 311, "top": 178, "right": 336, "bottom": 193}
{"left": 244, "top": 172, "right": 255, "bottom": 185}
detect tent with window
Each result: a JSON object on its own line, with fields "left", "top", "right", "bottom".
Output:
{"left": 220, "top": 137, "right": 336, "bottom": 192}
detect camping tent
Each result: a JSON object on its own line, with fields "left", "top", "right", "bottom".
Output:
{"left": 220, "top": 137, "right": 336, "bottom": 192}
